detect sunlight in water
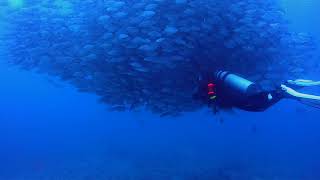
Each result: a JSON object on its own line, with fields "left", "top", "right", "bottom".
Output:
{"left": 8, "top": 0, "right": 24, "bottom": 9}
{"left": 54, "top": 0, "right": 73, "bottom": 16}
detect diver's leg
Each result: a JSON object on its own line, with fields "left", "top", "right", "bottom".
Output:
{"left": 281, "top": 84, "right": 320, "bottom": 101}
{"left": 287, "top": 79, "right": 320, "bottom": 87}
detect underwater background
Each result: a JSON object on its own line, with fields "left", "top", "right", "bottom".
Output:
{"left": 0, "top": 0, "right": 320, "bottom": 179}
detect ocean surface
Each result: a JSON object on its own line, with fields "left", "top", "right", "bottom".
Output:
{"left": 0, "top": 0, "right": 320, "bottom": 179}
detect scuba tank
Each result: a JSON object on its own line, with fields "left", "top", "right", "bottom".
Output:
{"left": 214, "top": 71, "right": 263, "bottom": 100}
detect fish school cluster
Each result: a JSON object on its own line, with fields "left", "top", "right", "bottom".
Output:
{"left": 3, "top": 0, "right": 317, "bottom": 116}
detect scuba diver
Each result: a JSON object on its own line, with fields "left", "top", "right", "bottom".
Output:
{"left": 193, "top": 70, "right": 320, "bottom": 113}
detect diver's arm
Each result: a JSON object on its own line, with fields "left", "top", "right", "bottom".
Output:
{"left": 281, "top": 85, "right": 320, "bottom": 101}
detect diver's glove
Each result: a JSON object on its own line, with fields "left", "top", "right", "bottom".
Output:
{"left": 281, "top": 84, "right": 320, "bottom": 101}
{"left": 287, "top": 79, "right": 320, "bottom": 87}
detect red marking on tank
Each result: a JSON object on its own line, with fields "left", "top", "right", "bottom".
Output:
{"left": 208, "top": 83, "right": 216, "bottom": 95}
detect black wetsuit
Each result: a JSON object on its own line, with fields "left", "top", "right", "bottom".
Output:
{"left": 215, "top": 84, "right": 284, "bottom": 112}
{"left": 194, "top": 71, "right": 285, "bottom": 112}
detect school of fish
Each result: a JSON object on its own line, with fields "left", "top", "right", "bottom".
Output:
{"left": 0, "top": 0, "right": 317, "bottom": 116}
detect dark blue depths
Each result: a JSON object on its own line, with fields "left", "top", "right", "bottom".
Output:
{"left": 0, "top": 0, "right": 320, "bottom": 179}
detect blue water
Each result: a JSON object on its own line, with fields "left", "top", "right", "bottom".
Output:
{"left": 1, "top": 0, "right": 320, "bottom": 179}
{"left": 281, "top": 0, "right": 320, "bottom": 38}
